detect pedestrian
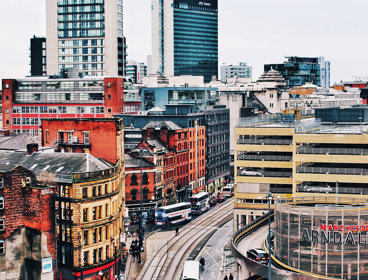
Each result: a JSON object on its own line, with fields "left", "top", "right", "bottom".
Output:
{"left": 229, "top": 273, "right": 233, "bottom": 280}
{"left": 175, "top": 227, "right": 179, "bottom": 236}
{"left": 224, "top": 275, "right": 228, "bottom": 280}
{"left": 131, "top": 245, "right": 136, "bottom": 261}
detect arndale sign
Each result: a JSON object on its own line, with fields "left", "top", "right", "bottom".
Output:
{"left": 301, "top": 224, "right": 368, "bottom": 246}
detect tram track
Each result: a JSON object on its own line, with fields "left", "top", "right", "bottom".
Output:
{"left": 138, "top": 198, "right": 234, "bottom": 280}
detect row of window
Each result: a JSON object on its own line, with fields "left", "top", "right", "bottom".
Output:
{"left": 13, "top": 106, "right": 105, "bottom": 115}
{"left": 59, "top": 38, "right": 104, "bottom": 47}
{"left": 59, "top": 47, "right": 104, "bottom": 55}
{"left": 82, "top": 222, "right": 118, "bottom": 246}
{"left": 82, "top": 178, "right": 120, "bottom": 198}
{"left": 13, "top": 118, "right": 39, "bottom": 126}
{"left": 82, "top": 200, "right": 119, "bottom": 222}
{"left": 57, "top": 0, "right": 104, "bottom": 5}
{"left": 83, "top": 244, "right": 118, "bottom": 266}
{"left": 59, "top": 57, "right": 105, "bottom": 66}
{"left": 58, "top": 29, "right": 105, "bottom": 38}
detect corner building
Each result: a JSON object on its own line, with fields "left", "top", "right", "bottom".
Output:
{"left": 47, "top": 0, "right": 126, "bottom": 76}
{"left": 152, "top": 0, "right": 218, "bottom": 82}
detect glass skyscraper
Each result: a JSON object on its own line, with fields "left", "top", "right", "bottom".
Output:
{"left": 46, "top": 0, "right": 126, "bottom": 76}
{"left": 152, "top": 0, "right": 218, "bottom": 82}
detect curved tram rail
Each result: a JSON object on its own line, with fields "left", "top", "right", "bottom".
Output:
{"left": 138, "top": 198, "right": 234, "bottom": 280}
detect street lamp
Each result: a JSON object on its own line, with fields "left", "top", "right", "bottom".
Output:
{"left": 258, "top": 192, "right": 279, "bottom": 280}
{"left": 138, "top": 148, "right": 144, "bottom": 264}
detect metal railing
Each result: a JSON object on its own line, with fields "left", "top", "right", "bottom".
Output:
{"left": 238, "top": 154, "right": 292, "bottom": 162}
{"left": 58, "top": 138, "right": 90, "bottom": 145}
{"left": 72, "top": 162, "right": 121, "bottom": 183}
{"left": 237, "top": 139, "right": 293, "bottom": 145}
{"left": 296, "top": 166, "right": 368, "bottom": 175}
{"left": 297, "top": 147, "right": 368, "bottom": 156}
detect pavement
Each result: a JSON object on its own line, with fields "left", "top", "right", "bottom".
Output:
{"left": 123, "top": 229, "right": 176, "bottom": 280}
{"left": 196, "top": 219, "right": 235, "bottom": 280}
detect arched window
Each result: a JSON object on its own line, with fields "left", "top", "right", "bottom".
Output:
{"left": 131, "top": 189, "right": 137, "bottom": 201}
{"left": 131, "top": 174, "right": 138, "bottom": 185}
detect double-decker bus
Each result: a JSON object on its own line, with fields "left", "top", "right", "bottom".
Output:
{"left": 190, "top": 192, "right": 210, "bottom": 215}
{"left": 155, "top": 202, "right": 191, "bottom": 228}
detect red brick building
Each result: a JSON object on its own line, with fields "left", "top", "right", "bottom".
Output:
{"left": 1, "top": 76, "right": 124, "bottom": 136}
{"left": 41, "top": 118, "right": 124, "bottom": 164}
{"left": 142, "top": 121, "right": 206, "bottom": 198}
{"left": 0, "top": 165, "right": 56, "bottom": 279}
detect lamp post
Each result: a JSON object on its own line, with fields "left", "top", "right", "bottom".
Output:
{"left": 266, "top": 192, "right": 272, "bottom": 280}
{"left": 138, "top": 148, "right": 143, "bottom": 264}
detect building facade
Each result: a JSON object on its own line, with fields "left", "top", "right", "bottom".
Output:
{"left": 264, "top": 56, "right": 330, "bottom": 88}
{"left": 151, "top": 0, "right": 218, "bottom": 82}
{"left": 119, "top": 104, "right": 230, "bottom": 193}
{"left": 220, "top": 62, "right": 252, "bottom": 83}
{"left": 2, "top": 76, "right": 124, "bottom": 135}
{"left": 30, "top": 36, "right": 47, "bottom": 76}
{"left": 46, "top": 0, "right": 126, "bottom": 76}
{"left": 234, "top": 108, "right": 368, "bottom": 231}
{"left": 126, "top": 60, "right": 147, "bottom": 84}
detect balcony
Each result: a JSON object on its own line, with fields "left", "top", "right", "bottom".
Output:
{"left": 58, "top": 138, "right": 91, "bottom": 147}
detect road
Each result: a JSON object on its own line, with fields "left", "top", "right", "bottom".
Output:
{"left": 237, "top": 224, "right": 269, "bottom": 254}
{"left": 137, "top": 198, "right": 234, "bottom": 280}
{"left": 197, "top": 219, "right": 233, "bottom": 280}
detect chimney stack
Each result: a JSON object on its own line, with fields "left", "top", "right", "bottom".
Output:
{"left": 27, "top": 143, "right": 39, "bottom": 155}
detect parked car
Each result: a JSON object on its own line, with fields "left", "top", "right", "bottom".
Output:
{"left": 209, "top": 196, "right": 217, "bottom": 206}
{"left": 246, "top": 248, "right": 269, "bottom": 264}
{"left": 217, "top": 194, "right": 226, "bottom": 202}
{"left": 304, "top": 184, "right": 332, "bottom": 193}
{"left": 240, "top": 169, "right": 263, "bottom": 176}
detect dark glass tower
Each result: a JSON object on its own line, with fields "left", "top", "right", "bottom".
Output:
{"left": 152, "top": 0, "right": 218, "bottom": 82}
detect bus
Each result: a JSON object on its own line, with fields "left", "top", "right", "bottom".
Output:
{"left": 155, "top": 202, "right": 191, "bottom": 228}
{"left": 181, "top": 260, "right": 200, "bottom": 280}
{"left": 223, "top": 183, "right": 235, "bottom": 197}
{"left": 190, "top": 192, "right": 210, "bottom": 215}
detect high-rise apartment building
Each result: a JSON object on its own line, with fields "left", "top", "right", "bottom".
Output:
{"left": 152, "top": 0, "right": 218, "bottom": 82}
{"left": 46, "top": 0, "right": 126, "bottom": 77}
{"left": 264, "top": 56, "right": 330, "bottom": 88}
{"left": 220, "top": 62, "right": 252, "bottom": 82}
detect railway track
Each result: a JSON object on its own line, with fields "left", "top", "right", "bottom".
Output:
{"left": 138, "top": 198, "right": 234, "bottom": 280}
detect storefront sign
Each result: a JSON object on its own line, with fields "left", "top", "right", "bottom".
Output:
{"left": 301, "top": 224, "right": 368, "bottom": 246}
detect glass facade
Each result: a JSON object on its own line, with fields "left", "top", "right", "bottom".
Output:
{"left": 173, "top": 0, "right": 218, "bottom": 82}
{"left": 275, "top": 198, "right": 368, "bottom": 280}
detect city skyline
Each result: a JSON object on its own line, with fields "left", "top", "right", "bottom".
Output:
{"left": 1, "top": 0, "right": 368, "bottom": 84}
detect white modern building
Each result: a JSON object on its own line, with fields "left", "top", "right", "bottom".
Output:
{"left": 46, "top": 0, "right": 126, "bottom": 77}
{"left": 220, "top": 62, "right": 252, "bottom": 83}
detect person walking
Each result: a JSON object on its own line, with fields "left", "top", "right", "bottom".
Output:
{"left": 224, "top": 275, "right": 228, "bottom": 280}
{"left": 229, "top": 273, "right": 234, "bottom": 280}
{"left": 131, "top": 244, "right": 136, "bottom": 261}
{"left": 175, "top": 227, "right": 179, "bottom": 236}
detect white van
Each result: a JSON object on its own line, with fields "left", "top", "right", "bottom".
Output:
{"left": 181, "top": 260, "right": 200, "bottom": 280}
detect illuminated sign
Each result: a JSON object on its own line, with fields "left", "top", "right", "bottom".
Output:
{"left": 174, "top": 0, "right": 218, "bottom": 9}
{"left": 300, "top": 224, "right": 368, "bottom": 246}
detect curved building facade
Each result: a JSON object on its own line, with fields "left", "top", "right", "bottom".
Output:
{"left": 275, "top": 198, "right": 368, "bottom": 279}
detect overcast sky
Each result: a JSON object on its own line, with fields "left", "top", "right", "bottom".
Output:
{"left": 1, "top": 0, "right": 367, "bottom": 84}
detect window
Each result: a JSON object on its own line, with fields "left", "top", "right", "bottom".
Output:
{"left": 0, "top": 219, "right": 4, "bottom": 231}
{"left": 84, "top": 251, "right": 89, "bottom": 265}
{"left": 83, "top": 208, "right": 88, "bottom": 222}
{"left": 93, "top": 207, "right": 97, "bottom": 220}
{"left": 143, "top": 188, "right": 148, "bottom": 201}
{"left": 0, "top": 197, "right": 4, "bottom": 209}
{"left": 0, "top": 177, "right": 3, "bottom": 188}
{"left": 99, "top": 227, "right": 102, "bottom": 242}
{"left": 46, "top": 130, "right": 49, "bottom": 144}
{"left": 0, "top": 240, "right": 4, "bottom": 255}
{"left": 83, "top": 188, "right": 87, "bottom": 198}
{"left": 131, "top": 174, "right": 138, "bottom": 185}
{"left": 93, "top": 228, "right": 97, "bottom": 243}
{"left": 84, "top": 132, "right": 90, "bottom": 144}
{"left": 92, "top": 186, "right": 96, "bottom": 197}
{"left": 142, "top": 173, "right": 149, "bottom": 185}
{"left": 131, "top": 189, "right": 137, "bottom": 201}
{"left": 84, "top": 230, "right": 88, "bottom": 245}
